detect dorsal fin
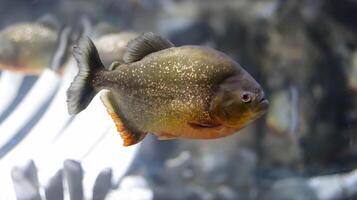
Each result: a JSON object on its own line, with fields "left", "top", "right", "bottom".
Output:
{"left": 123, "top": 32, "right": 174, "bottom": 63}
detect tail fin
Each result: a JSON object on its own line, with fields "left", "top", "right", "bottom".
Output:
{"left": 67, "top": 36, "right": 105, "bottom": 115}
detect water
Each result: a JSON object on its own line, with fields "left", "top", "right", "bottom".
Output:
{"left": 0, "top": 0, "right": 356, "bottom": 199}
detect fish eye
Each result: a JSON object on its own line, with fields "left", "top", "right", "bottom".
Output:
{"left": 241, "top": 93, "right": 252, "bottom": 103}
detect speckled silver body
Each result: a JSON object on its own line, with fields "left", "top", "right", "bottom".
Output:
{"left": 94, "top": 46, "right": 244, "bottom": 139}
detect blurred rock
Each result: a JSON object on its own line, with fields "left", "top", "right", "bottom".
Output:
{"left": 261, "top": 132, "right": 303, "bottom": 167}
{"left": 308, "top": 168, "right": 357, "bottom": 200}
{"left": 63, "top": 160, "right": 84, "bottom": 200}
{"left": 44, "top": 169, "right": 64, "bottom": 200}
{"left": 262, "top": 178, "right": 318, "bottom": 200}
{"left": 263, "top": 88, "right": 303, "bottom": 167}
{"left": 153, "top": 185, "right": 212, "bottom": 200}
{"left": 92, "top": 168, "right": 112, "bottom": 200}
{"left": 196, "top": 150, "right": 230, "bottom": 185}
{"left": 186, "top": 136, "right": 257, "bottom": 199}
{"left": 128, "top": 134, "right": 179, "bottom": 182}
{"left": 11, "top": 160, "right": 41, "bottom": 200}
{"left": 266, "top": 90, "right": 293, "bottom": 134}
{"left": 213, "top": 185, "right": 238, "bottom": 200}
{"left": 107, "top": 175, "right": 153, "bottom": 200}
{"left": 188, "top": 185, "right": 214, "bottom": 200}
{"left": 119, "top": 175, "right": 150, "bottom": 189}
{"left": 164, "top": 151, "right": 194, "bottom": 183}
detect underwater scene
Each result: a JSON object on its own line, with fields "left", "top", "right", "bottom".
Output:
{"left": 0, "top": 0, "right": 356, "bottom": 199}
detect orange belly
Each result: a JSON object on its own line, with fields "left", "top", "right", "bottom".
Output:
{"left": 157, "top": 125, "right": 239, "bottom": 140}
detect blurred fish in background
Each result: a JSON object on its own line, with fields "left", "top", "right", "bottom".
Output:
{"left": 94, "top": 31, "right": 139, "bottom": 66}
{"left": 0, "top": 0, "right": 357, "bottom": 200}
{"left": 0, "top": 22, "right": 57, "bottom": 74}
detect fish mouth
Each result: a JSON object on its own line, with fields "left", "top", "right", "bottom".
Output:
{"left": 259, "top": 97, "right": 268, "bottom": 103}
{"left": 257, "top": 97, "right": 269, "bottom": 110}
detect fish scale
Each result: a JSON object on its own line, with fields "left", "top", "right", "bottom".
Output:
{"left": 100, "top": 47, "right": 232, "bottom": 134}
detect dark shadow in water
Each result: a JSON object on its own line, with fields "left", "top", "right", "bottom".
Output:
{"left": 326, "top": 0, "right": 357, "bottom": 34}
{"left": 302, "top": 21, "right": 354, "bottom": 167}
{"left": 169, "top": 21, "right": 215, "bottom": 46}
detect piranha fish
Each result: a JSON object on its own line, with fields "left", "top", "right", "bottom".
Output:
{"left": 67, "top": 32, "right": 268, "bottom": 146}
{"left": 94, "top": 32, "right": 139, "bottom": 66}
{"left": 0, "top": 23, "right": 58, "bottom": 74}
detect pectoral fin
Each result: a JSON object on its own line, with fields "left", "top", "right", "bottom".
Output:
{"left": 100, "top": 91, "right": 147, "bottom": 146}
{"left": 158, "top": 132, "right": 177, "bottom": 140}
{"left": 188, "top": 121, "right": 223, "bottom": 130}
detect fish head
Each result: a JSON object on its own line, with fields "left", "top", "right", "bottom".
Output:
{"left": 210, "top": 70, "right": 269, "bottom": 129}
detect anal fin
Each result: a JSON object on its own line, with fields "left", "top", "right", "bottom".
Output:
{"left": 100, "top": 91, "right": 147, "bottom": 146}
